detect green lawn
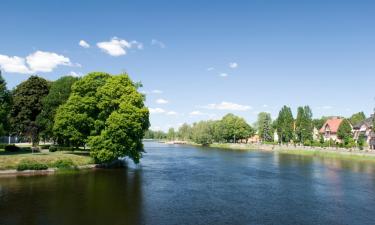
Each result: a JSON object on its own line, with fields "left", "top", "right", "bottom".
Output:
{"left": 0, "top": 149, "right": 94, "bottom": 170}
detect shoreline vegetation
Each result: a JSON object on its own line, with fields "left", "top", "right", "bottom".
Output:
{"left": 159, "top": 140, "right": 375, "bottom": 162}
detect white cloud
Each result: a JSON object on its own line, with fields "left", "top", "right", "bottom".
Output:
{"left": 68, "top": 71, "right": 82, "bottom": 77}
{"left": 207, "top": 67, "right": 214, "bottom": 71}
{"left": 190, "top": 110, "right": 205, "bottom": 116}
{"left": 156, "top": 98, "right": 169, "bottom": 104}
{"left": 318, "top": 105, "right": 333, "bottom": 110}
{"left": 97, "top": 37, "right": 142, "bottom": 56}
{"left": 152, "top": 89, "right": 163, "bottom": 94}
{"left": 262, "top": 104, "right": 268, "bottom": 108}
{"left": 229, "top": 62, "right": 238, "bottom": 69}
{"left": 26, "top": 51, "right": 72, "bottom": 72}
{"left": 202, "top": 101, "right": 252, "bottom": 111}
{"left": 151, "top": 39, "right": 166, "bottom": 48}
{"left": 149, "top": 107, "right": 166, "bottom": 114}
{"left": 166, "top": 111, "right": 178, "bottom": 116}
{"left": 79, "top": 40, "right": 90, "bottom": 48}
{"left": 0, "top": 55, "right": 31, "bottom": 74}
{"left": 220, "top": 73, "right": 228, "bottom": 77}
{"left": 0, "top": 51, "right": 73, "bottom": 74}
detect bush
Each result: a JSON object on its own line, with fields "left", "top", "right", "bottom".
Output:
{"left": 5, "top": 144, "right": 21, "bottom": 152}
{"left": 17, "top": 160, "right": 49, "bottom": 171}
{"left": 49, "top": 146, "right": 58, "bottom": 152}
{"left": 39, "top": 145, "right": 51, "bottom": 150}
{"left": 52, "top": 159, "right": 76, "bottom": 169}
{"left": 0, "top": 143, "right": 7, "bottom": 149}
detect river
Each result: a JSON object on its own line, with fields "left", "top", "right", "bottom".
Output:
{"left": 1, "top": 142, "right": 375, "bottom": 225}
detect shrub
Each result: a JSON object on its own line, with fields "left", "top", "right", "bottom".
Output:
{"left": 5, "top": 144, "right": 21, "bottom": 152}
{"left": 52, "top": 159, "right": 76, "bottom": 169}
{"left": 0, "top": 143, "right": 7, "bottom": 149}
{"left": 49, "top": 146, "right": 58, "bottom": 152}
{"left": 39, "top": 145, "right": 51, "bottom": 150}
{"left": 303, "top": 140, "right": 312, "bottom": 146}
{"left": 17, "top": 160, "right": 48, "bottom": 171}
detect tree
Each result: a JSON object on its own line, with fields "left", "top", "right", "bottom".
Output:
{"left": 220, "top": 114, "right": 253, "bottom": 143}
{"left": 295, "top": 106, "right": 313, "bottom": 143}
{"left": 167, "top": 128, "right": 176, "bottom": 140}
{"left": 53, "top": 72, "right": 110, "bottom": 147}
{"left": 276, "top": 106, "right": 294, "bottom": 144}
{"left": 191, "top": 121, "right": 214, "bottom": 145}
{"left": 37, "top": 76, "right": 79, "bottom": 141}
{"left": 313, "top": 117, "right": 328, "bottom": 130}
{"left": 256, "top": 112, "right": 273, "bottom": 142}
{"left": 177, "top": 123, "right": 192, "bottom": 141}
{"left": 0, "top": 71, "right": 11, "bottom": 136}
{"left": 337, "top": 119, "right": 352, "bottom": 146}
{"left": 349, "top": 112, "right": 366, "bottom": 126}
{"left": 9, "top": 76, "right": 50, "bottom": 145}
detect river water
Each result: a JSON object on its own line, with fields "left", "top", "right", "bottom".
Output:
{"left": 0, "top": 142, "right": 375, "bottom": 225}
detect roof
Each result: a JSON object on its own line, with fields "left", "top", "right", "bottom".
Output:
{"left": 319, "top": 118, "right": 344, "bottom": 134}
{"left": 353, "top": 115, "right": 374, "bottom": 130}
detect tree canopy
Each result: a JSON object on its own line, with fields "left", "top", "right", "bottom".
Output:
{"left": 256, "top": 112, "right": 273, "bottom": 142}
{"left": 37, "top": 76, "right": 78, "bottom": 140}
{"left": 349, "top": 112, "right": 366, "bottom": 126}
{"left": 9, "top": 76, "right": 50, "bottom": 145}
{"left": 276, "top": 106, "right": 294, "bottom": 143}
{"left": 0, "top": 71, "right": 11, "bottom": 136}
{"left": 295, "top": 106, "right": 313, "bottom": 143}
{"left": 337, "top": 119, "right": 352, "bottom": 145}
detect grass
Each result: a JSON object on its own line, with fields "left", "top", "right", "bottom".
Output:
{"left": 0, "top": 149, "right": 94, "bottom": 170}
{"left": 206, "top": 143, "right": 375, "bottom": 162}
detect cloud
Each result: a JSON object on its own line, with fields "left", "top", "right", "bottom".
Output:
{"left": 207, "top": 67, "right": 214, "bottom": 71}
{"left": 189, "top": 110, "right": 205, "bottom": 116}
{"left": 220, "top": 73, "right": 228, "bottom": 77}
{"left": 202, "top": 101, "right": 252, "bottom": 111}
{"left": 149, "top": 107, "right": 166, "bottom": 114}
{"left": 26, "top": 51, "right": 72, "bottom": 72}
{"left": 166, "top": 111, "right": 178, "bottom": 116}
{"left": 68, "top": 71, "right": 82, "bottom": 77}
{"left": 97, "top": 37, "right": 142, "bottom": 56}
{"left": 151, "top": 39, "right": 166, "bottom": 48}
{"left": 0, "top": 51, "right": 73, "bottom": 74}
{"left": 0, "top": 55, "right": 31, "bottom": 74}
{"left": 229, "top": 62, "right": 238, "bottom": 69}
{"left": 156, "top": 98, "right": 169, "bottom": 104}
{"left": 152, "top": 89, "right": 163, "bottom": 94}
{"left": 79, "top": 40, "right": 90, "bottom": 48}
{"left": 318, "top": 105, "right": 333, "bottom": 110}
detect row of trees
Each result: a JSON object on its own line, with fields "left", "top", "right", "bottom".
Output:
{"left": 157, "top": 105, "right": 372, "bottom": 148}
{"left": 0, "top": 72, "right": 149, "bottom": 163}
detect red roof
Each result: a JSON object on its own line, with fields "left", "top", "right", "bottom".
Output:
{"left": 319, "top": 118, "right": 344, "bottom": 134}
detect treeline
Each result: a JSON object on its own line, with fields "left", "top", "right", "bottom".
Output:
{"left": 154, "top": 105, "right": 371, "bottom": 148}
{"left": 0, "top": 72, "right": 149, "bottom": 163}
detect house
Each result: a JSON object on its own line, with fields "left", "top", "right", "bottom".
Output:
{"left": 319, "top": 117, "right": 344, "bottom": 142}
{"left": 353, "top": 115, "right": 375, "bottom": 149}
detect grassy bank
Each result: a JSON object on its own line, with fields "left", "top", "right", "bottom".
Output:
{"left": 207, "top": 143, "right": 375, "bottom": 162}
{"left": 0, "top": 149, "right": 94, "bottom": 170}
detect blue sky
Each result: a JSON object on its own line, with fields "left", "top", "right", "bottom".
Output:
{"left": 0, "top": 0, "right": 374, "bottom": 131}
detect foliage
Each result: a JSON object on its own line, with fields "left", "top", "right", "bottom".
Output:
{"left": 9, "top": 76, "right": 50, "bottom": 146}
{"left": 144, "top": 130, "right": 167, "bottom": 139}
{"left": 49, "top": 145, "right": 58, "bottom": 152}
{"left": 167, "top": 128, "right": 176, "bottom": 140}
{"left": 17, "top": 160, "right": 48, "bottom": 171}
{"left": 337, "top": 119, "right": 352, "bottom": 145}
{"left": 295, "top": 106, "right": 313, "bottom": 143}
{"left": 37, "top": 76, "right": 78, "bottom": 140}
{"left": 220, "top": 113, "right": 254, "bottom": 143}
{"left": 357, "top": 133, "right": 365, "bottom": 150}
{"left": 177, "top": 123, "right": 192, "bottom": 141}
{"left": 52, "top": 159, "right": 76, "bottom": 169}
{"left": 87, "top": 74, "right": 150, "bottom": 164}
{"left": 4, "top": 144, "right": 21, "bottom": 152}
{"left": 191, "top": 121, "right": 214, "bottom": 145}
{"left": 313, "top": 117, "right": 328, "bottom": 130}
{"left": 256, "top": 112, "right": 273, "bottom": 142}
{"left": 349, "top": 112, "right": 366, "bottom": 126}
{"left": 276, "top": 106, "right": 294, "bottom": 143}
{"left": 0, "top": 71, "right": 11, "bottom": 136}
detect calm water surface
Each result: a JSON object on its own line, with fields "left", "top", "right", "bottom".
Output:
{"left": 1, "top": 142, "right": 375, "bottom": 225}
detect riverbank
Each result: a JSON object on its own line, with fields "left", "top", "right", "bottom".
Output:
{"left": 0, "top": 149, "right": 95, "bottom": 171}
{"left": 208, "top": 143, "right": 375, "bottom": 162}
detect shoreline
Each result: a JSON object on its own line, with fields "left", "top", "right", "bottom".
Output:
{"left": 207, "top": 143, "right": 375, "bottom": 162}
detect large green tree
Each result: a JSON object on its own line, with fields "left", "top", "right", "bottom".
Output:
{"left": 54, "top": 72, "right": 149, "bottom": 164}
{"left": 10, "top": 76, "right": 50, "bottom": 145}
{"left": 191, "top": 121, "right": 214, "bottom": 145}
{"left": 256, "top": 112, "right": 273, "bottom": 142}
{"left": 178, "top": 123, "right": 192, "bottom": 141}
{"left": 37, "top": 76, "right": 79, "bottom": 140}
{"left": 220, "top": 113, "right": 254, "bottom": 143}
{"left": 0, "top": 71, "right": 11, "bottom": 136}
{"left": 337, "top": 119, "right": 352, "bottom": 145}
{"left": 295, "top": 106, "right": 313, "bottom": 143}
{"left": 349, "top": 112, "right": 366, "bottom": 126}
{"left": 276, "top": 106, "right": 294, "bottom": 143}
